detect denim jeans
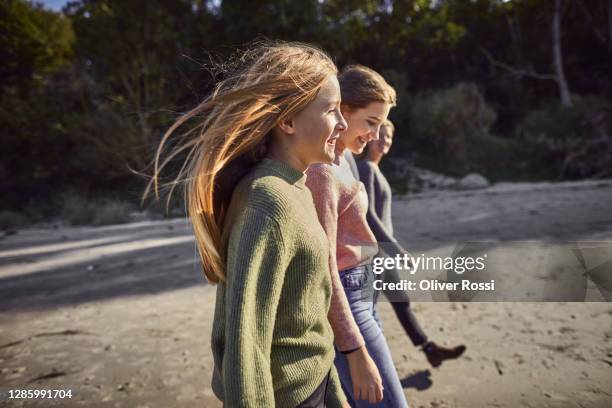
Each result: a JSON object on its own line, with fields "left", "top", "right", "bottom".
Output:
{"left": 334, "top": 264, "right": 409, "bottom": 408}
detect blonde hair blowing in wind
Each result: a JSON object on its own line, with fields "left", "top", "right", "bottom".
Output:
{"left": 145, "top": 42, "right": 337, "bottom": 284}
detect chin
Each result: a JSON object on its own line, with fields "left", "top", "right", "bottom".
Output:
{"left": 351, "top": 145, "right": 366, "bottom": 155}
{"left": 321, "top": 149, "right": 336, "bottom": 163}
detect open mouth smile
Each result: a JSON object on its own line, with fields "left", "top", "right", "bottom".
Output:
{"left": 327, "top": 135, "right": 339, "bottom": 145}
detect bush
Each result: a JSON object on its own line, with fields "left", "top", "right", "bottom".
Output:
{"left": 405, "top": 82, "right": 516, "bottom": 178}
{"left": 91, "top": 200, "right": 133, "bottom": 225}
{"left": 141, "top": 191, "right": 187, "bottom": 219}
{"left": 0, "top": 210, "right": 29, "bottom": 230}
{"left": 410, "top": 83, "right": 497, "bottom": 141}
{"left": 59, "top": 194, "right": 133, "bottom": 226}
{"left": 518, "top": 95, "right": 612, "bottom": 179}
{"left": 60, "top": 194, "right": 94, "bottom": 225}
{"left": 462, "top": 131, "right": 532, "bottom": 180}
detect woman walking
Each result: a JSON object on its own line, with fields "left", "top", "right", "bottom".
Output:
{"left": 149, "top": 42, "right": 350, "bottom": 407}
{"left": 306, "top": 65, "right": 408, "bottom": 407}
{"left": 358, "top": 119, "right": 467, "bottom": 368}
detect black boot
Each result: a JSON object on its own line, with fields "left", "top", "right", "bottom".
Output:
{"left": 422, "top": 341, "right": 466, "bottom": 367}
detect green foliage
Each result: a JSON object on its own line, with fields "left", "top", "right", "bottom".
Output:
{"left": 91, "top": 200, "right": 133, "bottom": 225}
{"left": 520, "top": 96, "right": 612, "bottom": 141}
{"left": 393, "top": 82, "right": 543, "bottom": 181}
{"left": 518, "top": 96, "right": 612, "bottom": 179}
{"left": 406, "top": 82, "right": 498, "bottom": 175}
{"left": 0, "top": 210, "right": 29, "bottom": 230}
{"left": 0, "top": 0, "right": 74, "bottom": 95}
{"left": 410, "top": 82, "right": 497, "bottom": 139}
{"left": 63, "top": 0, "right": 219, "bottom": 170}
{"left": 1, "top": 0, "right": 610, "bottom": 218}
{"left": 59, "top": 194, "right": 133, "bottom": 226}
{"left": 1, "top": 0, "right": 212, "bottom": 212}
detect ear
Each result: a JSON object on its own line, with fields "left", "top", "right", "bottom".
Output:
{"left": 277, "top": 116, "right": 296, "bottom": 135}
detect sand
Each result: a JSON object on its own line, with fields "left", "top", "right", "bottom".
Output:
{"left": 1, "top": 179, "right": 612, "bottom": 407}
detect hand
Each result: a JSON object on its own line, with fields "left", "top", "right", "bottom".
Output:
{"left": 345, "top": 346, "right": 384, "bottom": 403}
{"left": 341, "top": 402, "right": 351, "bottom": 408}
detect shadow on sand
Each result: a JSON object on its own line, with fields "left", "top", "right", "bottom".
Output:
{"left": 400, "top": 369, "right": 433, "bottom": 391}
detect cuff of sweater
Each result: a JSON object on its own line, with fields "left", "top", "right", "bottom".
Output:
{"left": 335, "top": 335, "right": 365, "bottom": 353}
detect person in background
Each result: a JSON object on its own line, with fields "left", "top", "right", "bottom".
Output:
{"left": 357, "top": 119, "right": 467, "bottom": 368}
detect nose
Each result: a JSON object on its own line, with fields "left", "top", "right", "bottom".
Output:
{"left": 336, "top": 112, "right": 348, "bottom": 131}
{"left": 370, "top": 125, "right": 381, "bottom": 141}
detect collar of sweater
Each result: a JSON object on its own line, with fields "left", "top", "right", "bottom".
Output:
{"left": 261, "top": 158, "right": 307, "bottom": 189}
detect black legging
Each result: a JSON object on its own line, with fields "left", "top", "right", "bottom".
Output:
{"left": 373, "top": 264, "right": 428, "bottom": 347}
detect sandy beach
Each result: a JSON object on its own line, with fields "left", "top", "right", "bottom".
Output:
{"left": 1, "top": 179, "right": 612, "bottom": 407}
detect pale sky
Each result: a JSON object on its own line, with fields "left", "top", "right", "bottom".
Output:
{"left": 41, "top": 0, "right": 69, "bottom": 11}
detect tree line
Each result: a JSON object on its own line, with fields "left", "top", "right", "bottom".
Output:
{"left": 1, "top": 0, "right": 611, "bottom": 218}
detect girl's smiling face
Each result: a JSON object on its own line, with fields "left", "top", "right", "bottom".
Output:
{"left": 338, "top": 102, "right": 391, "bottom": 155}
{"left": 288, "top": 75, "right": 348, "bottom": 165}
{"left": 371, "top": 124, "right": 394, "bottom": 156}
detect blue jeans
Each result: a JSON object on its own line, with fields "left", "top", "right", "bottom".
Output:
{"left": 372, "top": 256, "right": 428, "bottom": 347}
{"left": 334, "top": 264, "right": 409, "bottom": 408}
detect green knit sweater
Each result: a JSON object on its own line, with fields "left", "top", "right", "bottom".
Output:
{"left": 211, "top": 158, "right": 346, "bottom": 407}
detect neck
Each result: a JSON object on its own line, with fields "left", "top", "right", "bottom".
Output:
{"left": 367, "top": 152, "right": 383, "bottom": 165}
{"left": 266, "top": 143, "right": 307, "bottom": 172}
{"left": 334, "top": 139, "right": 347, "bottom": 165}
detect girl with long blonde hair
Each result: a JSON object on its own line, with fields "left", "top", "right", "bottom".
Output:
{"left": 148, "top": 42, "right": 350, "bottom": 407}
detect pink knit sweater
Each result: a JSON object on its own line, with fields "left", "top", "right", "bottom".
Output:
{"left": 306, "top": 158, "right": 378, "bottom": 351}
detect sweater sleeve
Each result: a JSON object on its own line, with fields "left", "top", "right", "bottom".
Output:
{"left": 326, "top": 365, "right": 347, "bottom": 408}
{"left": 306, "top": 165, "right": 365, "bottom": 352}
{"left": 359, "top": 162, "right": 405, "bottom": 257}
{"left": 223, "top": 206, "right": 289, "bottom": 407}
